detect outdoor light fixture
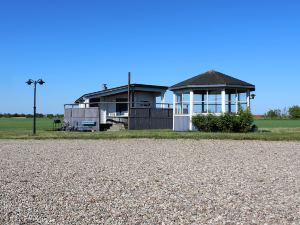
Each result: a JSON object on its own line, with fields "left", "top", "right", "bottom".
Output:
{"left": 251, "top": 94, "right": 256, "bottom": 99}
{"left": 26, "top": 79, "right": 34, "bottom": 85}
{"left": 26, "top": 78, "right": 45, "bottom": 135}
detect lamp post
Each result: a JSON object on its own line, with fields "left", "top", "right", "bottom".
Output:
{"left": 26, "top": 79, "right": 45, "bottom": 135}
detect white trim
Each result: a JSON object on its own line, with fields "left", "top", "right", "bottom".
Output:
{"left": 206, "top": 90, "right": 209, "bottom": 113}
{"left": 221, "top": 89, "right": 226, "bottom": 113}
{"left": 246, "top": 90, "right": 250, "bottom": 109}
{"left": 235, "top": 90, "right": 238, "bottom": 113}
{"left": 173, "top": 93, "right": 176, "bottom": 130}
{"left": 189, "top": 90, "right": 194, "bottom": 131}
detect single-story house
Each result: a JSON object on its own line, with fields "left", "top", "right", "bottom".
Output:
{"left": 64, "top": 70, "right": 255, "bottom": 132}
{"left": 64, "top": 83, "right": 172, "bottom": 130}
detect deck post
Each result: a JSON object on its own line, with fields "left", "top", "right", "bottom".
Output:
{"left": 189, "top": 90, "right": 194, "bottom": 131}
{"left": 161, "top": 92, "right": 165, "bottom": 108}
{"left": 221, "top": 89, "right": 226, "bottom": 113}
{"left": 128, "top": 72, "right": 131, "bottom": 130}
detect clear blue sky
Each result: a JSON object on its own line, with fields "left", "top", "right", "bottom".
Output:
{"left": 0, "top": 0, "right": 299, "bottom": 114}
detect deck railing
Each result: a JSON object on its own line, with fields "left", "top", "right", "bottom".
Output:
{"left": 64, "top": 101, "right": 173, "bottom": 109}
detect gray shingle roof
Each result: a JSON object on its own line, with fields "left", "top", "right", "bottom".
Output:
{"left": 75, "top": 84, "right": 168, "bottom": 103}
{"left": 170, "top": 70, "right": 255, "bottom": 91}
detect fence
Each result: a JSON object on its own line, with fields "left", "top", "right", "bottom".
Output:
{"left": 64, "top": 102, "right": 173, "bottom": 131}
{"left": 129, "top": 108, "right": 173, "bottom": 129}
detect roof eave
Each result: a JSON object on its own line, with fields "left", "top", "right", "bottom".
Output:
{"left": 75, "top": 84, "right": 169, "bottom": 103}
{"left": 169, "top": 84, "right": 255, "bottom": 91}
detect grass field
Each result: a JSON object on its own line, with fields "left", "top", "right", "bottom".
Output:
{"left": 0, "top": 117, "right": 300, "bottom": 140}
{"left": 254, "top": 118, "right": 300, "bottom": 128}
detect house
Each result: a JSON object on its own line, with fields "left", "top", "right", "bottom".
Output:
{"left": 64, "top": 83, "right": 172, "bottom": 131}
{"left": 169, "top": 70, "right": 256, "bottom": 131}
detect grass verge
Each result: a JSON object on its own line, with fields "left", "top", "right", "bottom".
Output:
{"left": 0, "top": 118, "right": 300, "bottom": 141}
{"left": 0, "top": 129, "right": 300, "bottom": 141}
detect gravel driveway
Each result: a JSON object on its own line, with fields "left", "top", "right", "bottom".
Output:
{"left": 0, "top": 139, "right": 300, "bottom": 224}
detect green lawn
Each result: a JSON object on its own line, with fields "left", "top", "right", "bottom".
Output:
{"left": 254, "top": 118, "right": 300, "bottom": 128}
{"left": 0, "top": 117, "right": 53, "bottom": 131}
{"left": 0, "top": 117, "right": 300, "bottom": 141}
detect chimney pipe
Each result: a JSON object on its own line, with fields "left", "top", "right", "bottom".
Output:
{"left": 102, "top": 84, "right": 107, "bottom": 90}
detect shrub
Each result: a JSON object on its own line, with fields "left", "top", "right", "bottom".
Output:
{"left": 192, "top": 114, "right": 219, "bottom": 132}
{"left": 237, "top": 108, "right": 254, "bottom": 132}
{"left": 289, "top": 105, "right": 300, "bottom": 119}
{"left": 192, "top": 108, "right": 254, "bottom": 133}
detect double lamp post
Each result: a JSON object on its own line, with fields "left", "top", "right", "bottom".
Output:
{"left": 26, "top": 79, "right": 45, "bottom": 135}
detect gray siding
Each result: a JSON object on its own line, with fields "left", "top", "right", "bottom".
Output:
{"left": 64, "top": 108, "right": 100, "bottom": 131}
{"left": 129, "top": 108, "right": 173, "bottom": 130}
{"left": 174, "top": 115, "right": 190, "bottom": 131}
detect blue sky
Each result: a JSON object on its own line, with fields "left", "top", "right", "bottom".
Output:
{"left": 0, "top": 0, "right": 299, "bottom": 114}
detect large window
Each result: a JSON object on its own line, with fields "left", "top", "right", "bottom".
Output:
{"left": 89, "top": 98, "right": 100, "bottom": 107}
{"left": 175, "top": 89, "right": 249, "bottom": 115}
{"left": 207, "top": 91, "right": 222, "bottom": 113}
{"left": 116, "top": 98, "right": 128, "bottom": 113}
{"left": 175, "top": 92, "right": 190, "bottom": 114}
{"left": 193, "top": 92, "right": 207, "bottom": 113}
{"left": 225, "top": 91, "right": 248, "bottom": 113}
{"left": 238, "top": 93, "right": 247, "bottom": 111}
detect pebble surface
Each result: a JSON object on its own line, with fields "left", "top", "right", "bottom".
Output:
{"left": 0, "top": 139, "right": 300, "bottom": 224}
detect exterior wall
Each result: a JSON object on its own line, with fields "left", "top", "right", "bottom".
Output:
{"left": 64, "top": 108, "right": 100, "bottom": 131}
{"left": 133, "top": 91, "right": 156, "bottom": 107}
{"left": 64, "top": 107, "right": 173, "bottom": 130}
{"left": 173, "top": 115, "right": 190, "bottom": 131}
{"left": 67, "top": 91, "right": 164, "bottom": 129}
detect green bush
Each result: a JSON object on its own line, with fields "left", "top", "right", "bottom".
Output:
{"left": 238, "top": 108, "right": 254, "bottom": 132}
{"left": 192, "top": 109, "right": 254, "bottom": 133}
{"left": 289, "top": 105, "right": 300, "bottom": 119}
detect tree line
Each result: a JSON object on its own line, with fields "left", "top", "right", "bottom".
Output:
{"left": 264, "top": 105, "right": 300, "bottom": 119}
{"left": 0, "top": 113, "right": 64, "bottom": 118}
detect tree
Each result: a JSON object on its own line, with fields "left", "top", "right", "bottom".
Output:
{"left": 289, "top": 106, "right": 300, "bottom": 119}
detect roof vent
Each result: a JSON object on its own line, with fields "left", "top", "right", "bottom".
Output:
{"left": 102, "top": 84, "right": 108, "bottom": 90}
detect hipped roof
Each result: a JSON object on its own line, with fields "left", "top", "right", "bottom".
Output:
{"left": 170, "top": 70, "right": 255, "bottom": 91}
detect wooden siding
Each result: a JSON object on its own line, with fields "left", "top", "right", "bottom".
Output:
{"left": 129, "top": 108, "right": 173, "bottom": 130}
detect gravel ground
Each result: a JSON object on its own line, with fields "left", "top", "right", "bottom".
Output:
{"left": 0, "top": 139, "right": 300, "bottom": 225}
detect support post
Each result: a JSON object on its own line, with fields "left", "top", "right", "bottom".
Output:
{"left": 161, "top": 92, "right": 165, "bottom": 108}
{"left": 180, "top": 93, "right": 183, "bottom": 114}
{"left": 228, "top": 94, "right": 231, "bottom": 113}
{"left": 235, "top": 90, "right": 239, "bottom": 113}
{"left": 246, "top": 89, "right": 250, "bottom": 109}
{"left": 206, "top": 90, "right": 209, "bottom": 113}
{"left": 173, "top": 93, "right": 176, "bottom": 131}
{"left": 98, "top": 103, "right": 101, "bottom": 131}
{"left": 128, "top": 72, "right": 131, "bottom": 130}
{"left": 189, "top": 90, "right": 194, "bottom": 131}
{"left": 221, "top": 89, "right": 226, "bottom": 113}
{"left": 201, "top": 93, "right": 205, "bottom": 113}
